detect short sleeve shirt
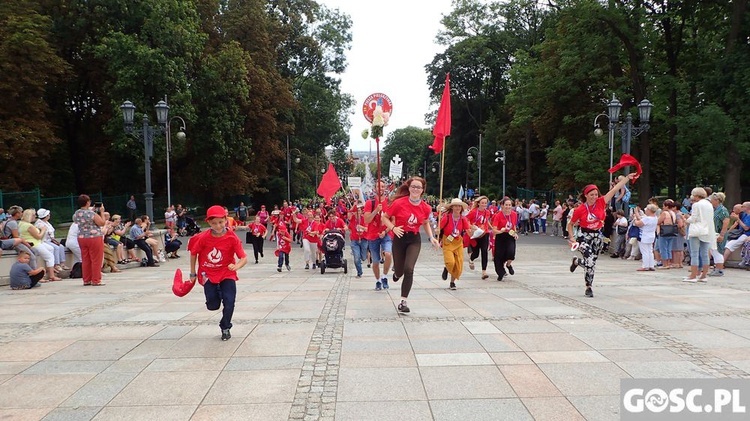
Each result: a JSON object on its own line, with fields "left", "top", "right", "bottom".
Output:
{"left": 73, "top": 209, "right": 102, "bottom": 238}
{"left": 10, "top": 262, "right": 33, "bottom": 289}
{"left": 188, "top": 230, "right": 246, "bottom": 284}
{"left": 363, "top": 198, "right": 389, "bottom": 240}
{"left": 570, "top": 197, "right": 607, "bottom": 231}
{"left": 386, "top": 197, "right": 432, "bottom": 234}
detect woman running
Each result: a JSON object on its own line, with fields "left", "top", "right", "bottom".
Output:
{"left": 381, "top": 177, "right": 440, "bottom": 313}
{"left": 567, "top": 173, "right": 636, "bottom": 297}
{"left": 490, "top": 197, "right": 519, "bottom": 281}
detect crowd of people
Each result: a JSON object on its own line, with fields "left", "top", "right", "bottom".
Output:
{"left": 2, "top": 195, "right": 183, "bottom": 289}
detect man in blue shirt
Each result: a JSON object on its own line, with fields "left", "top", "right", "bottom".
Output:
{"left": 129, "top": 218, "right": 159, "bottom": 267}
{"left": 723, "top": 202, "right": 750, "bottom": 262}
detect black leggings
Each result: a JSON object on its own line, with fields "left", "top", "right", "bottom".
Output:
{"left": 251, "top": 236, "right": 264, "bottom": 261}
{"left": 392, "top": 232, "right": 422, "bottom": 298}
{"left": 493, "top": 234, "right": 516, "bottom": 278}
{"left": 469, "top": 234, "right": 489, "bottom": 270}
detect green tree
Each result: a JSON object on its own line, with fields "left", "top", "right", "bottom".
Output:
{"left": 0, "top": 0, "right": 68, "bottom": 190}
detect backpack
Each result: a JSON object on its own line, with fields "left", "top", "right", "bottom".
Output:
{"left": 622, "top": 187, "right": 631, "bottom": 203}
{"left": 69, "top": 262, "right": 83, "bottom": 279}
{"left": 0, "top": 220, "right": 10, "bottom": 240}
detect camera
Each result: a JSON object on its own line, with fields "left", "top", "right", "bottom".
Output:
{"left": 94, "top": 202, "right": 103, "bottom": 210}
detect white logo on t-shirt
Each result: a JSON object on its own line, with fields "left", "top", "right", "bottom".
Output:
{"left": 408, "top": 214, "right": 418, "bottom": 226}
{"left": 208, "top": 247, "right": 222, "bottom": 264}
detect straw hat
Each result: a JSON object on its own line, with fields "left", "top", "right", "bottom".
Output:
{"left": 446, "top": 198, "right": 467, "bottom": 211}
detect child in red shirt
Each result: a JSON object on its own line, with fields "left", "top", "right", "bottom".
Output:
{"left": 188, "top": 205, "right": 247, "bottom": 340}
{"left": 275, "top": 223, "right": 293, "bottom": 272}
{"left": 246, "top": 218, "right": 268, "bottom": 264}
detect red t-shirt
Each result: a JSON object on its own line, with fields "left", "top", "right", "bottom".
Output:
{"left": 466, "top": 208, "right": 491, "bottom": 231}
{"left": 188, "top": 230, "right": 246, "bottom": 284}
{"left": 439, "top": 214, "right": 471, "bottom": 238}
{"left": 348, "top": 213, "right": 367, "bottom": 241}
{"left": 325, "top": 217, "right": 346, "bottom": 232}
{"left": 570, "top": 197, "right": 606, "bottom": 231}
{"left": 248, "top": 221, "right": 267, "bottom": 237}
{"left": 386, "top": 196, "right": 432, "bottom": 234}
{"left": 363, "top": 197, "right": 389, "bottom": 240}
{"left": 491, "top": 211, "right": 518, "bottom": 231}
{"left": 299, "top": 219, "right": 323, "bottom": 242}
{"left": 276, "top": 229, "right": 292, "bottom": 254}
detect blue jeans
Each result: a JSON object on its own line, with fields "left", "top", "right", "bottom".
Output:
{"left": 658, "top": 236, "right": 674, "bottom": 260}
{"left": 204, "top": 279, "right": 236, "bottom": 330}
{"left": 277, "top": 252, "right": 289, "bottom": 267}
{"left": 539, "top": 218, "right": 547, "bottom": 234}
{"left": 688, "top": 237, "right": 709, "bottom": 269}
{"left": 350, "top": 239, "right": 367, "bottom": 276}
{"left": 366, "top": 235, "right": 393, "bottom": 260}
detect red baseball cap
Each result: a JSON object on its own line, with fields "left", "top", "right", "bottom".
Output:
{"left": 205, "top": 205, "right": 227, "bottom": 220}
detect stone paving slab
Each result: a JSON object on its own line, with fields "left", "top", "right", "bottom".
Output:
{"left": 1, "top": 234, "right": 750, "bottom": 420}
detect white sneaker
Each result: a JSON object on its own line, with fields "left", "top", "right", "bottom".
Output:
{"left": 682, "top": 277, "right": 697, "bottom": 283}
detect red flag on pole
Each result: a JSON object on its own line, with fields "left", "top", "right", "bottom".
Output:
{"left": 317, "top": 163, "right": 342, "bottom": 205}
{"left": 608, "top": 153, "right": 642, "bottom": 182}
{"left": 429, "top": 73, "right": 451, "bottom": 154}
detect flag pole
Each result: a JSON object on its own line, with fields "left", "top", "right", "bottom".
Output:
{"left": 437, "top": 145, "right": 447, "bottom": 238}
{"left": 376, "top": 137, "right": 382, "bottom": 199}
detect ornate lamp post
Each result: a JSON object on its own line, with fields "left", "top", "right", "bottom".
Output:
{"left": 120, "top": 100, "right": 169, "bottom": 222}
{"left": 286, "top": 135, "right": 301, "bottom": 202}
{"left": 594, "top": 94, "right": 653, "bottom": 182}
{"left": 165, "top": 111, "right": 186, "bottom": 208}
{"left": 466, "top": 146, "right": 479, "bottom": 198}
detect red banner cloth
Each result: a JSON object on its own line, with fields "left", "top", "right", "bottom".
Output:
{"left": 608, "top": 153, "right": 642, "bottom": 182}
{"left": 317, "top": 163, "right": 342, "bottom": 205}
{"left": 429, "top": 73, "right": 451, "bottom": 154}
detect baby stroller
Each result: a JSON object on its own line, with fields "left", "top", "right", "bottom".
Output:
{"left": 179, "top": 215, "right": 201, "bottom": 237}
{"left": 320, "top": 229, "right": 348, "bottom": 274}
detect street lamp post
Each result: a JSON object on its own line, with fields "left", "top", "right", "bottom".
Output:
{"left": 286, "top": 135, "right": 301, "bottom": 202}
{"left": 495, "top": 150, "right": 506, "bottom": 198}
{"left": 594, "top": 94, "right": 652, "bottom": 182}
{"left": 120, "top": 100, "right": 169, "bottom": 222}
{"left": 165, "top": 112, "right": 186, "bottom": 208}
{"left": 466, "top": 146, "right": 479, "bottom": 199}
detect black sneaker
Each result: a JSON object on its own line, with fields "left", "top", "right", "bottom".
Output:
{"left": 585, "top": 287, "right": 593, "bottom": 298}
{"left": 392, "top": 273, "right": 400, "bottom": 283}
{"left": 449, "top": 282, "right": 456, "bottom": 290}
{"left": 442, "top": 267, "right": 448, "bottom": 280}
{"left": 277, "top": 267, "right": 282, "bottom": 272}
{"left": 221, "top": 329, "right": 231, "bottom": 341}
{"left": 305, "top": 263, "right": 310, "bottom": 269}
{"left": 497, "top": 275, "right": 504, "bottom": 281}
{"left": 570, "top": 257, "right": 578, "bottom": 273}
{"left": 286, "top": 264, "right": 291, "bottom": 271}
{"left": 507, "top": 265, "right": 515, "bottom": 275}
{"left": 260, "top": 252, "right": 264, "bottom": 257}
{"left": 312, "top": 263, "right": 317, "bottom": 269}
{"left": 255, "top": 260, "right": 259, "bottom": 264}
{"left": 375, "top": 281, "right": 382, "bottom": 291}
{"left": 397, "top": 300, "right": 410, "bottom": 313}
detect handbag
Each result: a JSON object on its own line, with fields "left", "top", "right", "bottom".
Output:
{"left": 660, "top": 224, "right": 679, "bottom": 237}
{"left": 688, "top": 223, "right": 708, "bottom": 238}
{"left": 617, "top": 225, "right": 627, "bottom": 235}
{"left": 726, "top": 227, "right": 743, "bottom": 241}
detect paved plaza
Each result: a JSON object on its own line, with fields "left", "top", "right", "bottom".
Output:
{"left": 1, "top": 234, "right": 749, "bottom": 420}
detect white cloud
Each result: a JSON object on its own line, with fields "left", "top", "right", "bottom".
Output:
{"left": 318, "top": 0, "right": 454, "bottom": 151}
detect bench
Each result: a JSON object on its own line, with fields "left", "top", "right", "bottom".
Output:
{"left": 0, "top": 230, "right": 169, "bottom": 286}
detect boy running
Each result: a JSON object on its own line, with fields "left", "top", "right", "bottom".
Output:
{"left": 187, "top": 205, "right": 247, "bottom": 340}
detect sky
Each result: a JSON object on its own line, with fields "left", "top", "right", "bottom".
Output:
{"left": 318, "top": 0, "right": 454, "bottom": 152}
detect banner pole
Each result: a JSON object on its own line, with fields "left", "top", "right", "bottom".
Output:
{"left": 437, "top": 143, "right": 447, "bottom": 238}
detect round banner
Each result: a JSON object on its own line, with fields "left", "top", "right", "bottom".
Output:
{"left": 362, "top": 93, "right": 393, "bottom": 123}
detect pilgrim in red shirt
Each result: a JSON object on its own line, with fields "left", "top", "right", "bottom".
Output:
{"left": 348, "top": 211, "right": 367, "bottom": 241}
{"left": 188, "top": 229, "right": 246, "bottom": 285}
{"left": 569, "top": 197, "right": 606, "bottom": 231}
{"left": 439, "top": 213, "right": 471, "bottom": 240}
{"left": 325, "top": 216, "right": 347, "bottom": 232}
{"left": 491, "top": 211, "right": 518, "bottom": 232}
{"left": 299, "top": 218, "right": 323, "bottom": 243}
{"left": 363, "top": 197, "right": 389, "bottom": 240}
{"left": 386, "top": 197, "right": 432, "bottom": 234}
{"left": 466, "top": 207, "right": 491, "bottom": 231}
{"left": 247, "top": 221, "right": 267, "bottom": 238}
{"left": 275, "top": 226, "right": 292, "bottom": 255}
